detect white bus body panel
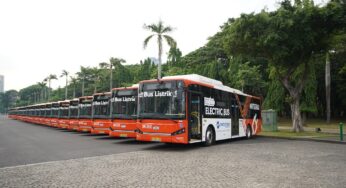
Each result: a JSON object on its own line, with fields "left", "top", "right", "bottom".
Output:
{"left": 202, "top": 118, "right": 247, "bottom": 142}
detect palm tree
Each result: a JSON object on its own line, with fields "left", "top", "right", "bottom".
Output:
{"left": 143, "top": 20, "right": 176, "bottom": 79}
{"left": 37, "top": 82, "right": 46, "bottom": 102}
{"left": 99, "top": 62, "right": 111, "bottom": 91}
{"left": 90, "top": 68, "right": 100, "bottom": 94}
{"left": 46, "top": 74, "right": 57, "bottom": 100}
{"left": 70, "top": 76, "right": 78, "bottom": 98}
{"left": 60, "top": 70, "right": 69, "bottom": 99}
{"left": 77, "top": 66, "right": 88, "bottom": 96}
{"left": 110, "top": 57, "right": 126, "bottom": 90}
{"left": 167, "top": 46, "right": 182, "bottom": 66}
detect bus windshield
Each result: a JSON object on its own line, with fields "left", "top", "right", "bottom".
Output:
{"left": 111, "top": 89, "right": 137, "bottom": 119}
{"left": 69, "top": 101, "right": 79, "bottom": 118}
{"left": 79, "top": 101, "right": 92, "bottom": 118}
{"left": 93, "top": 95, "right": 110, "bottom": 119}
{"left": 51, "top": 103, "right": 59, "bottom": 117}
{"left": 60, "top": 107, "right": 69, "bottom": 118}
{"left": 138, "top": 81, "right": 185, "bottom": 120}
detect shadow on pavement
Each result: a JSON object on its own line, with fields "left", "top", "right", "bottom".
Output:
{"left": 143, "top": 142, "right": 203, "bottom": 151}
{"left": 94, "top": 136, "right": 129, "bottom": 140}
{"left": 57, "top": 129, "right": 75, "bottom": 132}
{"left": 81, "top": 134, "right": 106, "bottom": 137}
{"left": 115, "top": 139, "right": 156, "bottom": 145}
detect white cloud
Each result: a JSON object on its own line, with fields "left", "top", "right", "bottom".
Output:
{"left": 0, "top": 0, "right": 279, "bottom": 91}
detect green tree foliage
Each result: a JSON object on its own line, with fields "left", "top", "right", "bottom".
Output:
{"left": 223, "top": 0, "right": 345, "bottom": 132}
{"left": 0, "top": 90, "right": 18, "bottom": 113}
{"left": 167, "top": 47, "right": 182, "bottom": 66}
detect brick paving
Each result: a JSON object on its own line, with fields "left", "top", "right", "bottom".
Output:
{"left": 1, "top": 137, "right": 345, "bottom": 187}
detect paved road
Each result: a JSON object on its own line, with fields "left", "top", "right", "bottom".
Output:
{"left": 1, "top": 116, "right": 346, "bottom": 187}
{"left": 0, "top": 116, "right": 159, "bottom": 168}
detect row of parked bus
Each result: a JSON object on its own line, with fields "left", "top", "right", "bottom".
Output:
{"left": 8, "top": 74, "right": 262, "bottom": 146}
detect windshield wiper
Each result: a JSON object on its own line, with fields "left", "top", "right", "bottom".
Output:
{"left": 142, "top": 113, "right": 179, "bottom": 123}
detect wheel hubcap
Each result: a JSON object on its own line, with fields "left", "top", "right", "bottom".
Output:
{"left": 207, "top": 130, "right": 212, "bottom": 142}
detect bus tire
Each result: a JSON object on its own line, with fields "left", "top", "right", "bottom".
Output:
{"left": 246, "top": 125, "right": 252, "bottom": 139}
{"left": 204, "top": 126, "right": 215, "bottom": 146}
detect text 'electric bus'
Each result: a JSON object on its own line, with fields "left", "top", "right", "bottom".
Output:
{"left": 109, "top": 85, "right": 138, "bottom": 138}
{"left": 136, "top": 74, "right": 262, "bottom": 145}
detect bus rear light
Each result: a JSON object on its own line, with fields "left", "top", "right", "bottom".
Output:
{"left": 171, "top": 128, "right": 185, "bottom": 136}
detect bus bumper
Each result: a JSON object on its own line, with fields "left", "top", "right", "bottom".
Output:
{"left": 109, "top": 130, "right": 136, "bottom": 138}
{"left": 136, "top": 133, "right": 187, "bottom": 144}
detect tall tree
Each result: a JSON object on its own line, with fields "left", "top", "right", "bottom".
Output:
{"left": 167, "top": 46, "right": 182, "bottom": 66}
{"left": 110, "top": 57, "right": 126, "bottom": 89}
{"left": 46, "top": 74, "right": 57, "bottom": 100}
{"left": 60, "top": 70, "right": 69, "bottom": 100}
{"left": 76, "top": 66, "right": 88, "bottom": 96}
{"left": 70, "top": 76, "right": 78, "bottom": 98}
{"left": 325, "top": 31, "right": 346, "bottom": 122}
{"left": 37, "top": 81, "right": 46, "bottom": 102}
{"left": 143, "top": 20, "right": 177, "bottom": 79}
{"left": 223, "top": 0, "right": 345, "bottom": 132}
{"left": 325, "top": 52, "right": 331, "bottom": 123}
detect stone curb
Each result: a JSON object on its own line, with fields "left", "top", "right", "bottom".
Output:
{"left": 257, "top": 135, "right": 346, "bottom": 145}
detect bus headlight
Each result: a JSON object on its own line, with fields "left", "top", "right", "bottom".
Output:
{"left": 171, "top": 128, "right": 185, "bottom": 136}
{"left": 134, "top": 128, "right": 143, "bottom": 134}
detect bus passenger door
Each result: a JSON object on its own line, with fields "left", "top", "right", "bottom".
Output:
{"left": 231, "top": 98, "right": 239, "bottom": 136}
{"left": 188, "top": 92, "right": 202, "bottom": 140}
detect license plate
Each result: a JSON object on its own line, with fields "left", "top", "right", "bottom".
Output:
{"left": 99, "top": 131, "right": 104, "bottom": 134}
{"left": 151, "top": 137, "right": 161, "bottom": 142}
{"left": 120, "top": 134, "right": 127, "bottom": 137}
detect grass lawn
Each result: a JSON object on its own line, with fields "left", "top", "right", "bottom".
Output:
{"left": 259, "top": 130, "right": 335, "bottom": 138}
{"left": 278, "top": 118, "right": 345, "bottom": 130}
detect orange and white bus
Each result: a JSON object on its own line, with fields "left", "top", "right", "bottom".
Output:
{"left": 109, "top": 85, "right": 138, "bottom": 138}
{"left": 50, "top": 102, "right": 60, "bottom": 127}
{"left": 68, "top": 99, "right": 79, "bottom": 131}
{"left": 37, "top": 104, "right": 46, "bottom": 125}
{"left": 136, "top": 74, "right": 262, "bottom": 146}
{"left": 58, "top": 100, "right": 70, "bottom": 129}
{"left": 43, "top": 103, "right": 52, "bottom": 126}
{"left": 78, "top": 96, "right": 93, "bottom": 132}
{"left": 91, "top": 92, "right": 112, "bottom": 134}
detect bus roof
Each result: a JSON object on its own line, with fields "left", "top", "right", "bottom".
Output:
{"left": 93, "top": 92, "right": 111, "bottom": 96}
{"left": 79, "top": 96, "right": 93, "bottom": 100}
{"left": 111, "top": 84, "right": 138, "bottom": 91}
{"left": 145, "top": 74, "right": 250, "bottom": 97}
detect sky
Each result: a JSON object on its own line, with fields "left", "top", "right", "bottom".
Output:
{"left": 0, "top": 0, "right": 282, "bottom": 91}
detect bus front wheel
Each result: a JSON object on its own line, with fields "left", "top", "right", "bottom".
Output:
{"left": 246, "top": 125, "right": 252, "bottom": 139}
{"left": 204, "top": 126, "right": 215, "bottom": 146}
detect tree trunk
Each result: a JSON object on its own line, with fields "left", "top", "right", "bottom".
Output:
{"left": 325, "top": 52, "right": 331, "bottom": 124}
{"left": 48, "top": 80, "right": 51, "bottom": 100}
{"left": 158, "top": 36, "right": 162, "bottom": 79}
{"left": 65, "top": 76, "right": 68, "bottom": 99}
{"left": 302, "top": 112, "right": 307, "bottom": 127}
{"left": 281, "top": 67, "right": 308, "bottom": 133}
{"left": 82, "top": 78, "right": 85, "bottom": 96}
{"left": 290, "top": 97, "right": 304, "bottom": 132}
{"left": 110, "top": 65, "right": 113, "bottom": 91}
{"left": 73, "top": 85, "right": 76, "bottom": 98}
